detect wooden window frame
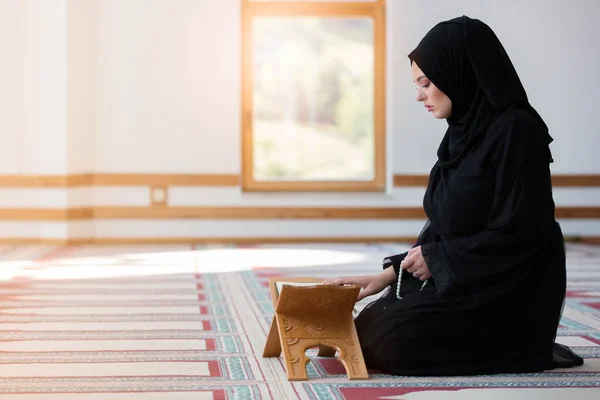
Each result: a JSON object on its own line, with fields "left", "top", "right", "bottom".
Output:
{"left": 241, "top": 0, "right": 387, "bottom": 192}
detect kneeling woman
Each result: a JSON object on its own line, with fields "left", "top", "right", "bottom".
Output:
{"left": 324, "top": 16, "right": 583, "bottom": 376}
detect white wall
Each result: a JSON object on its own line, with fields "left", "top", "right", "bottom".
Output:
{"left": 67, "top": 0, "right": 96, "bottom": 175}
{"left": 390, "top": 0, "right": 600, "bottom": 174}
{"left": 1, "top": 0, "right": 599, "bottom": 241}
{"left": 20, "top": 0, "right": 69, "bottom": 175}
{"left": 95, "top": 0, "right": 241, "bottom": 173}
{"left": 0, "top": 0, "right": 73, "bottom": 176}
{"left": 0, "top": 0, "right": 20, "bottom": 174}
{"left": 66, "top": 0, "right": 96, "bottom": 236}
{"left": 92, "top": 0, "right": 600, "bottom": 176}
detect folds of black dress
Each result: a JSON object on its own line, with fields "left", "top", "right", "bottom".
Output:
{"left": 353, "top": 15, "right": 583, "bottom": 376}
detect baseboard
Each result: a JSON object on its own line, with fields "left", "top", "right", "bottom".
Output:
{"left": 576, "top": 237, "right": 600, "bottom": 244}
{"left": 393, "top": 174, "right": 600, "bottom": 187}
{"left": 0, "top": 238, "right": 70, "bottom": 245}
{"left": 0, "top": 206, "right": 599, "bottom": 221}
{"left": 2, "top": 173, "right": 599, "bottom": 188}
{"left": 0, "top": 173, "right": 239, "bottom": 187}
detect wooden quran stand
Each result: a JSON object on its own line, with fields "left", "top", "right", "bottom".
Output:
{"left": 262, "top": 277, "right": 369, "bottom": 381}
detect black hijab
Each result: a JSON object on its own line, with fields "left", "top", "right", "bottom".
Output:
{"left": 408, "top": 16, "right": 552, "bottom": 168}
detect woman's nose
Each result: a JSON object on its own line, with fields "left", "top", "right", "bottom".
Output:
{"left": 416, "top": 90, "right": 425, "bottom": 102}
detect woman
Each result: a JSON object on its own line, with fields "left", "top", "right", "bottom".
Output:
{"left": 324, "top": 16, "right": 583, "bottom": 376}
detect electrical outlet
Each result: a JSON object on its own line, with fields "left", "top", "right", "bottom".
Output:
{"left": 150, "top": 186, "right": 167, "bottom": 206}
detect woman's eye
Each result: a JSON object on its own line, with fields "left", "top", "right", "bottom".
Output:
{"left": 421, "top": 83, "right": 430, "bottom": 88}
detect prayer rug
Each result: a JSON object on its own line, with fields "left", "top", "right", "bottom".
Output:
{"left": 0, "top": 242, "right": 598, "bottom": 399}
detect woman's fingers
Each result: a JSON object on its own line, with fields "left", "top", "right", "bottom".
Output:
{"left": 357, "top": 282, "right": 380, "bottom": 301}
{"left": 412, "top": 267, "right": 432, "bottom": 281}
{"left": 392, "top": 246, "right": 433, "bottom": 282}
{"left": 323, "top": 277, "right": 372, "bottom": 302}
{"left": 400, "top": 257, "right": 413, "bottom": 270}
{"left": 322, "top": 278, "right": 349, "bottom": 285}
{"left": 402, "top": 257, "right": 421, "bottom": 273}
{"left": 356, "top": 289, "right": 372, "bottom": 302}
{"left": 416, "top": 271, "right": 431, "bottom": 281}
{"left": 404, "top": 259, "right": 430, "bottom": 277}
{"left": 407, "top": 245, "right": 421, "bottom": 256}
{"left": 322, "top": 276, "right": 365, "bottom": 287}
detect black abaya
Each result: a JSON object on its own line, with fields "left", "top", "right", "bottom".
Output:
{"left": 353, "top": 16, "right": 579, "bottom": 376}
{"left": 355, "top": 108, "right": 566, "bottom": 375}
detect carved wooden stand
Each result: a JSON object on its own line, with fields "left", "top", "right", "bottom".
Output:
{"left": 262, "top": 277, "right": 369, "bottom": 381}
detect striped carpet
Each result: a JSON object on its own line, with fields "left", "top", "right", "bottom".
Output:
{"left": 0, "top": 242, "right": 599, "bottom": 399}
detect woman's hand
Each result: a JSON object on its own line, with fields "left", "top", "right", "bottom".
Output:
{"left": 322, "top": 272, "right": 391, "bottom": 301}
{"left": 401, "top": 246, "right": 432, "bottom": 281}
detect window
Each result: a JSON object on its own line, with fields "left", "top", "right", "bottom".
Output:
{"left": 241, "top": 0, "right": 386, "bottom": 191}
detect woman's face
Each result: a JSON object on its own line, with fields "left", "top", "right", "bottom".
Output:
{"left": 411, "top": 61, "right": 452, "bottom": 119}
